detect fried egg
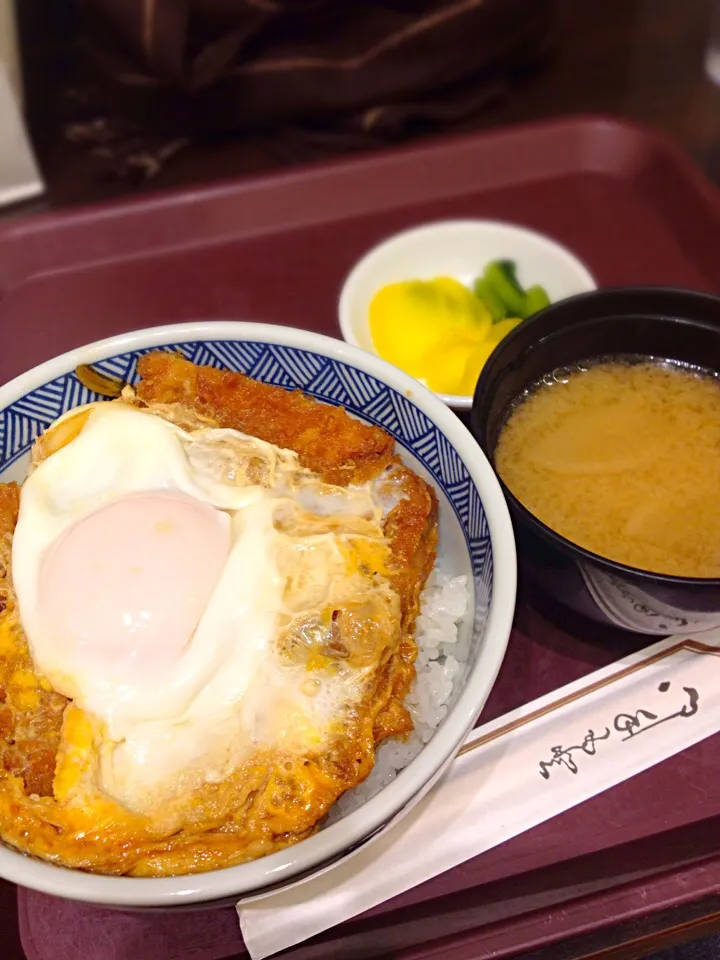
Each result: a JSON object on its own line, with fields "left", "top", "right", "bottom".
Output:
{"left": 12, "top": 400, "right": 398, "bottom": 824}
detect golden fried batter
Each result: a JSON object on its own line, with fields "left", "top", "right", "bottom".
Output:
{"left": 137, "top": 352, "right": 395, "bottom": 485}
{"left": 0, "top": 357, "right": 437, "bottom": 876}
{"left": 0, "top": 485, "right": 67, "bottom": 797}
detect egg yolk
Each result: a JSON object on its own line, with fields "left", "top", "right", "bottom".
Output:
{"left": 38, "top": 492, "right": 231, "bottom": 689}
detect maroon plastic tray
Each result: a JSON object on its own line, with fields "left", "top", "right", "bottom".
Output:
{"left": 3, "top": 115, "right": 720, "bottom": 960}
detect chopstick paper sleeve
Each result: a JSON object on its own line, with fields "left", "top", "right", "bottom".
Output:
{"left": 238, "top": 632, "right": 720, "bottom": 959}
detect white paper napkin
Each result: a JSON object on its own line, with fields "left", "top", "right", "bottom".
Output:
{"left": 239, "top": 631, "right": 720, "bottom": 959}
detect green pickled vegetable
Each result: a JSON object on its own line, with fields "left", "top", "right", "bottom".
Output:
{"left": 523, "top": 284, "right": 551, "bottom": 316}
{"left": 473, "top": 258, "right": 552, "bottom": 320}
{"left": 473, "top": 277, "right": 507, "bottom": 323}
{"left": 483, "top": 260, "right": 527, "bottom": 317}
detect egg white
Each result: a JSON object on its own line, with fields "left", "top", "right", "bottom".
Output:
{"left": 12, "top": 401, "right": 387, "bottom": 818}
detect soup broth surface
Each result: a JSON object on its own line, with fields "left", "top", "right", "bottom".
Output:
{"left": 495, "top": 358, "right": 720, "bottom": 578}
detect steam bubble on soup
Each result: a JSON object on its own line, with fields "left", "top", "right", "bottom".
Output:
{"left": 494, "top": 358, "right": 720, "bottom": 578}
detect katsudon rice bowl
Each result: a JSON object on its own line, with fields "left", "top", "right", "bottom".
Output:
{"left": 0, "top": 323, "right": 515, "bottom": 907}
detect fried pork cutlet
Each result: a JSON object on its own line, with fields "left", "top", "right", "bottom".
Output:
{"left": 0, "top": 484, "right": 68, "bottom": 798}
{"left": 0, "top": 356, "right": 438, "bottom": 876}
{"left": 136, "top": 352, "right": 394, "bottom": 485}
{"left": 136, "top": 353, "right": 439, "bottom": 744}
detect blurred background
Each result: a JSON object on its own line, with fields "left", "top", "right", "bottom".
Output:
{"left": 4, "top": 0, "right": 720, "bottom": 208}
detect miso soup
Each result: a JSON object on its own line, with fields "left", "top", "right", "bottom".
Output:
{"left": 494, "top": 358, "right": 720, "bottom": 578}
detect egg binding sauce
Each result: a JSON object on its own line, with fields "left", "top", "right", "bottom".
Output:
{"left": 495, "top": 357, "right": 720, "bottom": 579}
{"left": 0, "top": 355, "right": 438, "bottom": 877}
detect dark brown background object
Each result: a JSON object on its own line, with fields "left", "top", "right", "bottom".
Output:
{"left": 13, "top": 0, "right": 720, "bottom": 206}
{"left": 80, "top": 0, "right": 555, "bottom": 132}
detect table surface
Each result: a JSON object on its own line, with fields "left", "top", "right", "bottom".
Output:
{"left": 3, "top": 1, "right": 720, "bottom": 958}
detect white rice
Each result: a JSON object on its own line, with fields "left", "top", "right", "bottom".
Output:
{"left": 330, "top": 568, "right": 470, "bottom": 818}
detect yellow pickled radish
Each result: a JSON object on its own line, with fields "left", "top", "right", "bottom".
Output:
{"left": 425, "top": 333, "right": 485, "bottom": 395}
{"left": 453, "top": 320, "right": 523, "bottom": 395}
{"left": 457, "top": 338, "right": 498, "bottom": 396}
{"left": 368, "top": 276, "right": 491, "bottom": 376}
{"left": 426, "top": 318, "right": 524, "bottom": 396}
{"left": 487, "top": 317, "right": 522, "bottom": 344}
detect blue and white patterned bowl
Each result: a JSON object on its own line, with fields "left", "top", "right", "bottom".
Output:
{"left": 0, "top": 322, "right": 516, "bottom": 908}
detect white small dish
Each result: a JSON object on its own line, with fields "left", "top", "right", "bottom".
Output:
{"left": 339, "top": 220, "right": 597, "bottom": 410}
